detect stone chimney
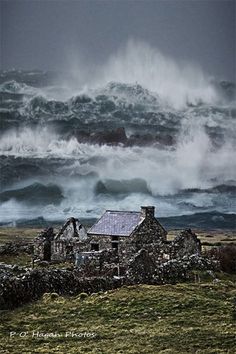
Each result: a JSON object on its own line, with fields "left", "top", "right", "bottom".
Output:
{"left": 141, "top": 206, "right": 155, "bottom": 219}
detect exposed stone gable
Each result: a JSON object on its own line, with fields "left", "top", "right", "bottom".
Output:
{"left": 130, "top": 216, "right": 167, "bottom": 250}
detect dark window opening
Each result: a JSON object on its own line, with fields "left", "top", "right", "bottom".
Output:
{"left": 112, "top": 236, "right": 119, "bottom": 241}
{"left": 112, "top": 242, "right": 119, "bottom": 250}
{"left": 91, "top": 243, "right": 99, "bottom": 251}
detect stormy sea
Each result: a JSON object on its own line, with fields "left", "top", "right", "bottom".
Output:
{"left": 0, "top": 44, "right": 235, "bottom": 230}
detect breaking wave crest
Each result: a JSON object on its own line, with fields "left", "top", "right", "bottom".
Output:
{"left": 67, "top": 40, "right": 219, "bottom": 109}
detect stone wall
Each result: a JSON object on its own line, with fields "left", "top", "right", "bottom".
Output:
{"left": 87, "top": 234, "right": 132, "bottom": 262}
{"left": 0, "top": 253, "right": 218, "bottom": 310}
{"left": 34, "top": 227, "right": 54, "bottom": 261}
{"left": 0, "top": 266, "right": 125, "bottom": 310}
{"left": 75, "top": 249, "right": 120, "bottom": 277}
{"left": 55, "top": 217, "right": 87, "bottom": 242}
{"left": 127, "top": 252, "right": 219, "bottom": 284}
{"left": 51, "top": 240, "right": 89, "bottom": 261}
{"left": 170, "top": 229, "right": 201, "bottom": 259}
{"left": 131, "top": 215, "right": 167, "bottom": 249}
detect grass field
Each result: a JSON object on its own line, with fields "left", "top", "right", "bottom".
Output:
{"left": 0, "top": 227, "right": 41, "bottom": 245}
{"left": 0, "top": 281, "right": 235, "bottom": 354}
{"left": 0, "top": 228, "right": 236, "bottom": 353}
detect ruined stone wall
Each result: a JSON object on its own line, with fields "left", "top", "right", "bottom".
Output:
{"left": 55, "top": 217, "right": 87, "bottom": 242}
{"left": 0, "top": 267, "right": 125, "bottom": 310}
{"left": 51, "top": 240, "right": 67, "bottom": 261}
{"left": 0, "top": 253, "right": 218, "bottom": 309}
{"left": 170, "top": 229, "right": 201, "bottom": 259}
{"left": 127, "top": 252, "right": 218, "bottom": 284}
{"left": 33, "top": 238, "right": 45, "bottom": 259}
{"left": 51, "top": 240, "right": 88, "bottom": 261}
{"left": 75, "top": 249, "right": 120, "bottom": 277}
{"left": 34, "top": 228, "right": 54, "bottom": 261}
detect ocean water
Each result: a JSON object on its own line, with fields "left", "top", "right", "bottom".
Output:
{"left": 0, "top": 44, "right": 235, "bottom": 229}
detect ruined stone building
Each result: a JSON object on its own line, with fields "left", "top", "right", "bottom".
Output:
{"left": 34, "top": 217, "right": 87, "bottom": 262}
{"left": 52, "top": 217, "right": 87, "bottom": 261}
{"left": 34, "top": 206, "right": 201, "bottom": 275}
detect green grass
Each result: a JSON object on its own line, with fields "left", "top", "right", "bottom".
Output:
{"left": 0, "top": 282, "right": 235, "bottom": 354}
{"left": 0, "top": 228, "right": 41, "bottom": 245}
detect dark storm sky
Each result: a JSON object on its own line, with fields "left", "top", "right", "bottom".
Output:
{"left": 0, "top": 0, "right": 235, "bottom": 80}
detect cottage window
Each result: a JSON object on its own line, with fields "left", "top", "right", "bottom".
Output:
{"left": 112, "top": 242, "right": 118, "bottom": 250}
{"left": 91, "top": 243, "right": 99, "bottom": 251}
{"left": 111, "top": 236, "right": 119, "bottom": 250}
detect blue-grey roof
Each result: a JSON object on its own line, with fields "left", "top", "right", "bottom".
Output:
{"left": 88, "top": 210, "right": 142, "bottom": 236}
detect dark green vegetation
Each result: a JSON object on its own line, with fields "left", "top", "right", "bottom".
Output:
{"left": 0, "top": 281, "right": 235, "bottom": 354}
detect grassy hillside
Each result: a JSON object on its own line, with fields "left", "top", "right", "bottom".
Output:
{"left": 0, "top": 281, "right": 235, "bottom": 354}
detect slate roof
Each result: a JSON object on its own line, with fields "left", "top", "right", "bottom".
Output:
{"left": 88, "top": 210, "right": 143, "bottom": 237}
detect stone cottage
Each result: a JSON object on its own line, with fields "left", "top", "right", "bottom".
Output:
{"left": 87, "top": 206, "right": 167, "bottom": 262}
{"left": 34, "top": 206, "right": 201, "bottom": 271}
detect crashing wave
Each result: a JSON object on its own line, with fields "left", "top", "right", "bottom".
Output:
{"left": 0, "top": 80, "right": 39, "bottom": 95}
{"left": 0, "top": 182, "right": 64, "bottom": 205}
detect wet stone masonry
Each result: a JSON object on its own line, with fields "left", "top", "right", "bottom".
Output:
{"left": 33, "top": 206, "right": 202, "bottom": 276}
{"left": 0, "top": 254, "right": 218, "bottom": 310}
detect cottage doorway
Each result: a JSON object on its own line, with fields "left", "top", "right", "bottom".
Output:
{"left": 66, "top": 245, "right": 73, "bottom": 258}
{"left": 43, "top": 242, "right": 51, "bottom": 261}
